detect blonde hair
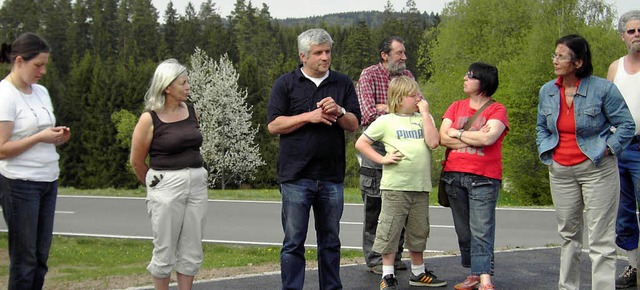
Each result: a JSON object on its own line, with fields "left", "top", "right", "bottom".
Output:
{"left": 387, "top": 76, "right": 420, "bottom": 114}
{"left": 144, "top": 59, "right": 187, "bottom": 112}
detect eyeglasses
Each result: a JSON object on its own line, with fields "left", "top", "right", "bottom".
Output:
{"left": 465, "top": 72, "right": 477, "bottom": 79}
{"left": 552, "top": 54, "right": 572, "bottom": 62}
{"left": 626, "top": 28, "right": 640, "bottom": 35}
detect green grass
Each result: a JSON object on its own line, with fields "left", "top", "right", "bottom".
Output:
{"left": 0, "top": 233, "right": 362, "bottom": 288}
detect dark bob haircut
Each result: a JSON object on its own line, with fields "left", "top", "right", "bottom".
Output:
{"left": 469, "top": 62, "right": 499, "bottom": 97}
{"left": 555, "top": 34, "right": 593, "bottom": 78}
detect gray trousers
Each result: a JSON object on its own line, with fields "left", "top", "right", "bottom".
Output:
{"left": 549, "top": 156, "right": 619, "bottom": 290}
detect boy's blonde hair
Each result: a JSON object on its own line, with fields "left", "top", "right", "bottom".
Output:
{"left": 387, "top": 76, "right": 420, "bottom": 114}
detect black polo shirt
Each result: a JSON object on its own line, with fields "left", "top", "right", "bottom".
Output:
{"left": 267, "top": 65, "right": 361, "bottom": 183}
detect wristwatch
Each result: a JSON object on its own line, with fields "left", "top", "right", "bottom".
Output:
{"left": 456, "top": 129, "right": 464, "bottom": 139}
{"left": 338, "top": 107, "right": 346, "bottom": 118}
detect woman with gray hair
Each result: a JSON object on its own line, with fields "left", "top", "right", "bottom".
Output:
{"left": 130, "top": 59, "right": 208, "bottom": 290}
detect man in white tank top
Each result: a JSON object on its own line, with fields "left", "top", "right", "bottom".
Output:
{"left": 607, "top": 9, "right": 640, "bottom": 289}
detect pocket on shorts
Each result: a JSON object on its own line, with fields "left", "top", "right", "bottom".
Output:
{"left": 376, "top": 214, "right": 399, "bottom": 242}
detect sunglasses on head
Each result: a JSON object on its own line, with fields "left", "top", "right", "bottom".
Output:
{"left": 626, "top": 28, "right": 640, "bottom": 35}
{"left": 465, "top": 72, "right": 477, "bottom": 79}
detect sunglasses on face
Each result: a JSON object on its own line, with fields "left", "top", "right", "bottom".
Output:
{"left": 626, "top": 28, "right": 640, "bottom": 35}
{"left": 465, "top": 72, "right": 477, "bottom": 79}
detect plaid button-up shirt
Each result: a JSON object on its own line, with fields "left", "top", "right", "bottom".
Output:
{"left": 356, "top": 62, "right": 417, "bottom": 126}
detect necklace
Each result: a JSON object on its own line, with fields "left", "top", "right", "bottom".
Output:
{"left": 7, "top": 73, "right": 54, "bottom": 127}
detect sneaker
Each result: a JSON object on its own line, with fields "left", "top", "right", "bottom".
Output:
{"left": 616, "top": 265, "right": 637, "bottom": 289}
{"left": 368, "top": 264, "right": 383, "bottom": 274}
{"left": 394, "top": 260, "right": 408, "bottom": 271}
{"left": 409, "top": 270, "right": 447, "bottom": 287}
{"left": 478, "top": 284, "right": 495, "bottom": 290}
{"left": 380, "top": 274, "right": 398, "bottom": 290}
{"left": 454, "top": 275, "right": 480, "bottom": 290}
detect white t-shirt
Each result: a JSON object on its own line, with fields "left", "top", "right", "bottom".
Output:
{"left": 614, "top": 56, "right": 640, "bottom": 135}
{"left": 0, "top": 79, "right": 59, "bottom": 181}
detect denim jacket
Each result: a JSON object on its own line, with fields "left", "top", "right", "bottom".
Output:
{"left": 536, "top": 75, "right": 635, "bottom": 166}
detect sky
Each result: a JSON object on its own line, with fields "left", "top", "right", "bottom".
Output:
{"left": 0, "top": 0, "right": 634, "bottom": 19}
{"left": 147, "top": 0, "right": 638, "bottom": 20}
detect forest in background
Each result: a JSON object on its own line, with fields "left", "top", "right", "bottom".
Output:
{"left": 0, "top": 0, "right": 628, "bottom": 205}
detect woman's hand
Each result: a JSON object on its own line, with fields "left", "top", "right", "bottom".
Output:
{"left": 55, "top": 126, "right": 71, "bottom": 146}
{"left": 38, "top": 126, "right": 69, "bottom": 145}
{"left": 447, "top": 128, "right": 460, "bottom": 139}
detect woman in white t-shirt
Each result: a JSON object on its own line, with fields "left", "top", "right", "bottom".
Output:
{"left": 0, "top": 32, "right": 70, "bottom": 289}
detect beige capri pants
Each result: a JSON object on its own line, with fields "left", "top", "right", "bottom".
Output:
{"left": 145, "top": 167, "right": 208, "bottom": 278}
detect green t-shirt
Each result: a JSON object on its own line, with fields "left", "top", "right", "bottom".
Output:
{"left": 363, "top": 113, "right": 435, "bottom": 192}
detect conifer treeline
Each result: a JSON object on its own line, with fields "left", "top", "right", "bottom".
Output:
{"left": 0, "top": 0, "right": 436, "bottom": 188}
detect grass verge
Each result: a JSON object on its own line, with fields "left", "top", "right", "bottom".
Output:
{"left": 0, "top": 233, "right": 363, "bottom": 289}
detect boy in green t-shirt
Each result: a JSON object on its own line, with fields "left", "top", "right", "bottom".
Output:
{"left": 355, "top": 76, "right": 446, "bottom": 289}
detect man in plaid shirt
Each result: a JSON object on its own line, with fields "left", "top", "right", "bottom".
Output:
{"left": 356, "top": 36, "right": 420, "bottom": 274}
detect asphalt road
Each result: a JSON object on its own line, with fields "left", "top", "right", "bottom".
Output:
{"left": 0, "top": 196, "right": 562, "bottom": 252}
{"left": 4, "top": 196, "right": 629, "bottom": 290}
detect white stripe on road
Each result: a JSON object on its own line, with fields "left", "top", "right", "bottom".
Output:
{"left": 0, "top": 209, "right": 74, "bottom": 214}
{"left": 341, "top": 221, "right": 455, "bottom": 229}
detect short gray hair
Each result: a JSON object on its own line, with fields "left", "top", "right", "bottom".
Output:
{"left": 618, "top": 10, "right": 640, "bottom": 34}
{"left": 297, "top": 28, "right": 333, "bottom": 57}
{"left": 144, "top": 59, "right": 187, "bottom": 112}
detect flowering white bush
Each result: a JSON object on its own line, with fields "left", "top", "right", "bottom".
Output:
{"left": 189, "top": 48, "right": 265, "bottom": 189}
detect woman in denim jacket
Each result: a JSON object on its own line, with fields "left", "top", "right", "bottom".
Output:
{"left": 536, "top": 34, "right": 635, "bottom": 290}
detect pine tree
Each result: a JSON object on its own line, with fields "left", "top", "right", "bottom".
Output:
{"left": 189, "top": 48, "right": 265, "bottom": 189}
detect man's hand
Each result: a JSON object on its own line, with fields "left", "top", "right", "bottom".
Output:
{"left": 317, "top": 96, "right": 342, "bottom": 118}
{"left": 375, "top": 103, "right": 388, "bottom": 113}
{"left": 307, "top": 107, "right": 336, "bottom": 125}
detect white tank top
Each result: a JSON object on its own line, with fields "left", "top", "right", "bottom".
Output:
{"left": 614, "top": 56, "right": 640, "bottom": 135}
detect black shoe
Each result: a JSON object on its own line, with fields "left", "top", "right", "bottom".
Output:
{"left": 380, "top": 274, "right": 398, "bottom": 289}
{"left": 409, "top": 270, "right": 447, "bottom": 287}
{"left": 394, "top": 260, "right": 408, "bottom": 271}
{"left": 616, "top": 265, "right": 637, "bottom": 289}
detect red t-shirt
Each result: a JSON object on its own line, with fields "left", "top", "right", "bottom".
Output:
{"left": 442, "top": 99, "right": 509, "bottom": 180}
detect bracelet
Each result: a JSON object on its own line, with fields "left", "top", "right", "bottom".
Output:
{"left": 456, "top": 129, "right": 464, "bottom": 139}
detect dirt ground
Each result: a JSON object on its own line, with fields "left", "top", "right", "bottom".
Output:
{"left": 1, "top": 251, "right": 453, "bottom": 289}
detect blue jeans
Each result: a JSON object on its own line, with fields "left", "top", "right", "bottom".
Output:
{"left": 443, "top": 171, "right": 499, "bottom": 275}
{"left": 0, "top": 174, "right": 58, "bottom": 290}
{"left": 280, "top": 179, "right": 344, "bottom": 290}
{"left": 616, "top": 139, "right": 640, "bottom": 251}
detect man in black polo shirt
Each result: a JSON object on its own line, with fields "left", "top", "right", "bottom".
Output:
{"left": 267, "top": 28, "right": 361, "bottom": 290}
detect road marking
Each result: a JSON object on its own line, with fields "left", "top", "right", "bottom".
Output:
{"left": 340, "top": 221, "right": 454, "bottom": 229}
{"left": 0, "top": 209, "right": 74, "bottom": 214}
